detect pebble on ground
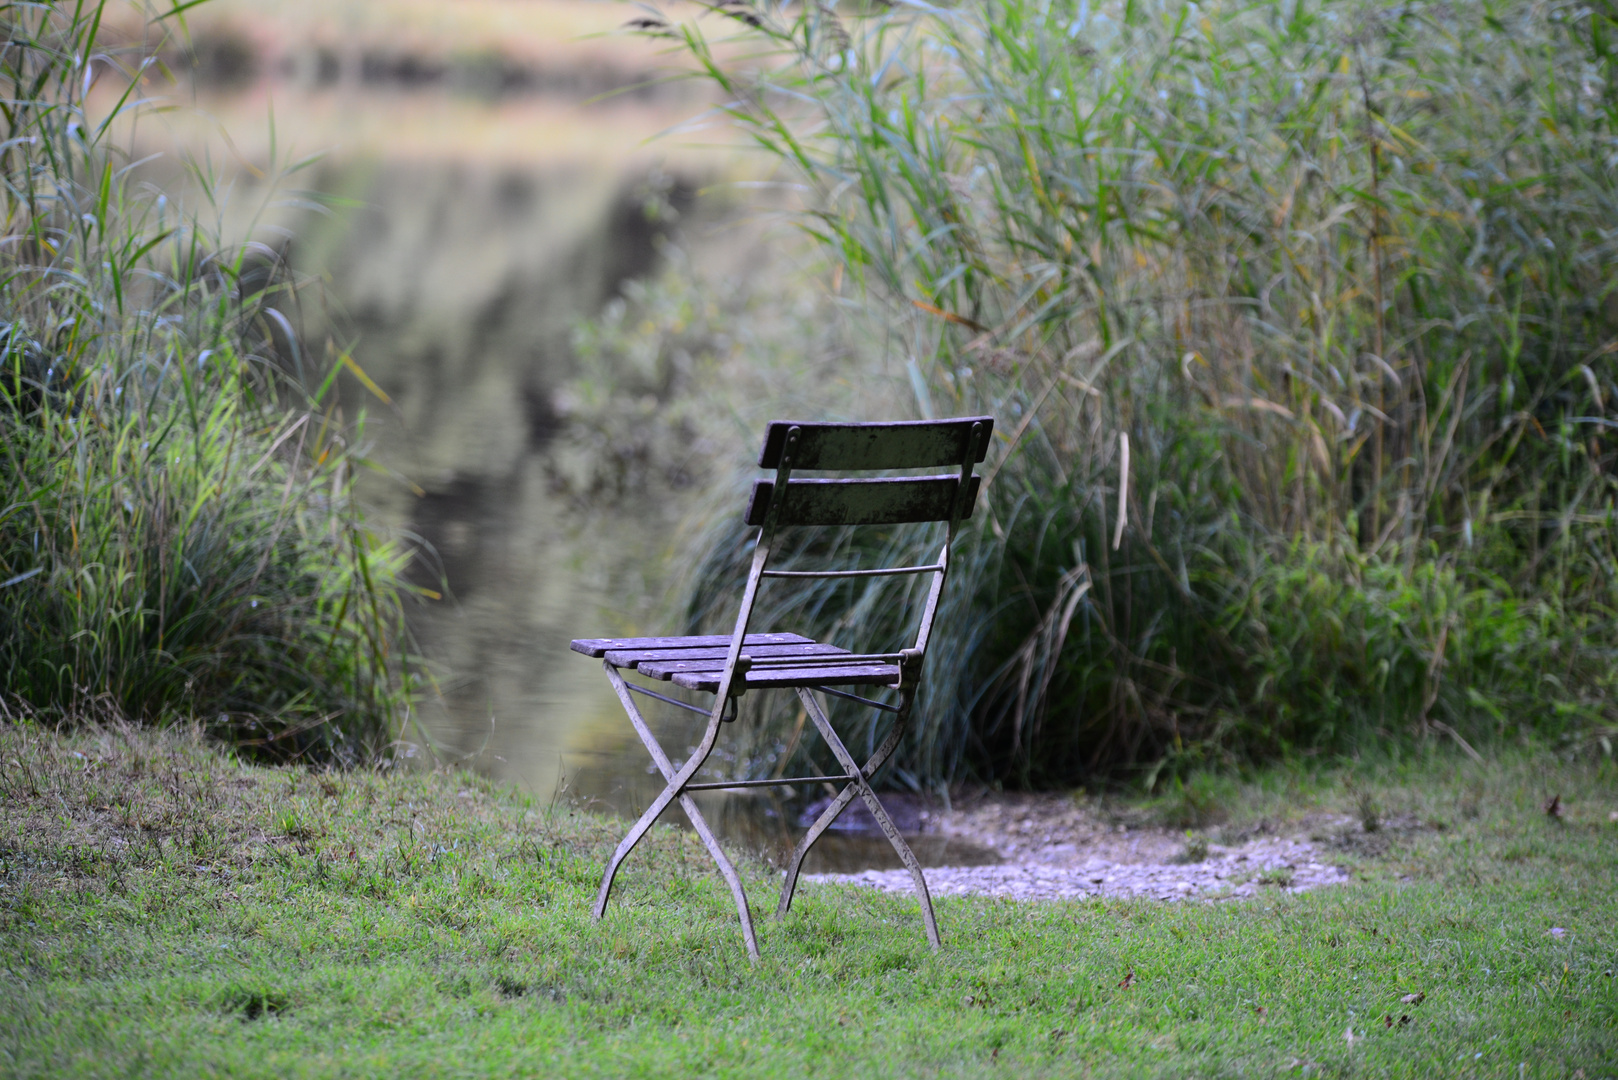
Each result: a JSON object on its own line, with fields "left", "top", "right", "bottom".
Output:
{"left": 803, "top": 792, "right": 1352, "bottom": 902}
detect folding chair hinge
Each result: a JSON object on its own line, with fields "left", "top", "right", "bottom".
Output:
{"left": 898, "top": 647, "right": 924, "bottom": 689}
{"left": 724, "top": 655, "right": 753, "bottom": 710}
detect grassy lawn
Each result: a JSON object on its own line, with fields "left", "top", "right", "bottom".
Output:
{"left": 0, "top": 722, "right": 1612, "bottom": 1078}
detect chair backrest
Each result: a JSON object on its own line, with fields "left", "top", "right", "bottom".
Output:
{"left": 745, "top": 417, "right": 993, "bottom": 529}
{"left": 701, "top": 417, "right": 993, "bottom": 710}
{"left": 758, "top": 418, "right": 991, "bottom": 471}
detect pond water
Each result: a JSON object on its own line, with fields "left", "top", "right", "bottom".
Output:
{"left": 164, "top": 0, "right": 998, "bottom": 873}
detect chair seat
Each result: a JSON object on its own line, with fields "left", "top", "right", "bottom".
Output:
{"left": 568, "top": 632, "right": 901, "bottom": 692}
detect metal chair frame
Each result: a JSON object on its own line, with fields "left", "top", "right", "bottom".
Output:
{"left": 569, "top": 416, "right": 993, "bottom": 960}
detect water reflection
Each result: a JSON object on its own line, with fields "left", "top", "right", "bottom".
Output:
{"left": 269, "top": 155, "right": 678, "bottom": 792}
{"left": 292, "top": 162, "right": 998, "bottom": 871}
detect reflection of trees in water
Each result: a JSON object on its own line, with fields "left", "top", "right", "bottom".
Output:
{"left": 277, "top": 157, "right": 949, "bottom": 869}
{"left": 284, "top": 158, "right": 694, "bottom": 769}
{"left": 175, "top": 14, "right": 684, "bottom": 103}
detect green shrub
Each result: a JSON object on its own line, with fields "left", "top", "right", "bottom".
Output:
{"left": 629, "top": 0, "right": 1618, "bottom": 786}
{"left": 0, "top": 1, "right": 419, "bottom": 760}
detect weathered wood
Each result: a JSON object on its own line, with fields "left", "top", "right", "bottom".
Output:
{"left": 570, "top": 632, "right": 812, "bottom": 658}
{"left": 632, "top": 651, "right": 900, "bottom": 679}
{"left": 758, "top": 417, "right": 994, "bottom": 470}
{"left": 605, "top": 643, "right": 846, "bottom": 668}
{"left": 668, "top": 664, "right": 902, "bottom": 692}
{"left": 634, "top": 658, "right": 747, "bottom": 678}
{"left": 743, "top": 475, "right": 981, "bottom": 527}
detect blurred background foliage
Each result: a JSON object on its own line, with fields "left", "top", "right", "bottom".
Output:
{"left": 0, "top": 1, "right": 420, "bottom": 762}
{"left": 562, "top": 0, "right": 1618, "bottom": 789}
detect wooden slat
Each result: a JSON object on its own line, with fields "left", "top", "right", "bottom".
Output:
{"left": 744, "top": 475, "right": 981, "bottom": 527}
{"left": 604, "top": 643, "right": 847, "bottom": 668}
{"left": 636, "top": 654, "right": 894, "bottom": 679}
{"left": 669, "top": 664, "right": 902, "bottom": 692}
{"left": 634, "top": 658, "right": 736, "bottom": 678}
{"left": 758, "top": 417, "right": 994, "bottom": 470}
{"left": 639, "top": 656, "right": 900, "bottom": 683}
{"left": 568, "top": 632, "right": 812, "bottom": 658}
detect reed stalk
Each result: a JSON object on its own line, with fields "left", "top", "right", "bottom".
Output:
{"left": 640, "top": 0, "right": 1618, "bottom": 786}
{"left": 0, "top": 0, "right": 421, "bottom": 761}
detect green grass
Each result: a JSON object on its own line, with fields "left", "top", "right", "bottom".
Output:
{"left": 2, "top": 721, "right": 1613, "bottom": 1077}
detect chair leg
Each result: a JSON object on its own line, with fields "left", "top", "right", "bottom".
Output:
{"left": 775, "top": 713, "right": 904, "bottom": 920}
{"left": 599, "top": 664, "right": 759, "bottom": 960}
{"left": 779, "top": 689, "right": 942, "bottom": 950}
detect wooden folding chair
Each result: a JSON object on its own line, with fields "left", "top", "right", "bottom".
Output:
{"left": 570, "top": 416, "right": 993, "bottom": 959}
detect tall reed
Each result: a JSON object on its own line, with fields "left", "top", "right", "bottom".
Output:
{"left": 647, "top": 0, "right": 1618, "bottom": 786}
{"left": 0, "top": 1, "right": 420, "bottom": 761}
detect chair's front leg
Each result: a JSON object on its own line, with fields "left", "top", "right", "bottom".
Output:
{"left": 591, "top": 671, "right": 728, "bottom": 917}
{"left": 600, "top": 665, "right": 758, "bottom": 959}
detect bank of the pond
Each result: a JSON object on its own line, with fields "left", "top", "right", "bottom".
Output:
{"left": 1, "top": 720, "right": 1613, "bottom": 1077}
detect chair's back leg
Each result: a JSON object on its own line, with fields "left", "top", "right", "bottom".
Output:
{"left": 594, "top": 457, "right": 782, "bottom": 949}
{"left": 774, "top": 693, "right": 911, "bottom": 914}
{"left": 776, "top": 778, "right": 861, "bottom": 920}
{"left": 790, "top": 688, "right": 941, "bottom": 950}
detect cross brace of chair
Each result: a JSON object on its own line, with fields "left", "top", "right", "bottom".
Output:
{"left": 682, "top": 774, "right": 854, "bottom": 792}
{"left": 593, "top": 662, "right": 941, "bottom": 961}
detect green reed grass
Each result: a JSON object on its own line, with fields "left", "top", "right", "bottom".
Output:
{"left": 0, "top": 1, "right": 420, "bottom": 761}
{"left": 629, "top": 0, "right": 1618, "bottom": 787}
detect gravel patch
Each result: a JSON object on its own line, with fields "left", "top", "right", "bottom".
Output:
{"left": 807, "top": 836, "right": 1348, "bottom": 901}
{"left": 803, "top": 792, "right": 1353, "bottom": 902}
